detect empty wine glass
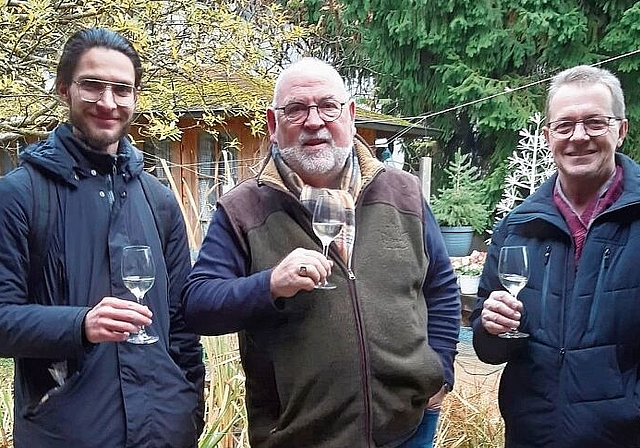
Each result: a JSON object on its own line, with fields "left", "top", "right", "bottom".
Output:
{"left": 121, "top": 245, "right": 158, "bottom": 344}
{"left": 498, "top": 245, "right": 529, "bottom": 339}
{"left": 312, "top": 193, "right": 346, "bottom": 290}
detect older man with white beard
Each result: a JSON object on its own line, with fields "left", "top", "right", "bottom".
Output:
{"left": 182, "top": 57, "right": 460, "bottom": 448}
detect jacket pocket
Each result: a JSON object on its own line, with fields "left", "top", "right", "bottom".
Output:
{"left": 564, "top": 345, "right": 624, "bottom": 403}
{"left": 22, "top": 365, "right": 81, "bottom": 419}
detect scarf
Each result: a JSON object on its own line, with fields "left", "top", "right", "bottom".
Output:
{"left": 553, "top": 165, "right": 624, "bottom": 265}
{"left": 271, "top": 144, "right": 361, "bottom": 268}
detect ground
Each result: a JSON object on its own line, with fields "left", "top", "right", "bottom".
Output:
{"left": 0, "top": 360, "right": 11, "bottom": 389}
{"left": 455, "top": 328, "right": 503, "bottom": 397}
{"left": 441, "top": 327, "right": 505, "bottom": 447}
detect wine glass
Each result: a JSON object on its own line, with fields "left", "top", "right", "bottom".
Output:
{"left": 121, "top": 245, "right": 159, "bottom": 344}
{"left": 497, "top": 245, "right": 529, "bottom": 339}
{"left": 312, "top": 193, "right": 346, "bottom": 290}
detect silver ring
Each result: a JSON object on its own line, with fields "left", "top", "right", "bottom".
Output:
{"left": 299, "top": 265, "right": 308, "bottom": 276}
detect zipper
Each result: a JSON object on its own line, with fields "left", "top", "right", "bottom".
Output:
{"left": 266, "top": 166, "right": 382, "bottom": 443}
{"left": 587, "top": 247, "right": 610, "bottom": 332}
{"left": 540, "top": 246, "right": 551, "bottom": 331}
{"left": 346, "top": 277, "right": 371, "bottom": 444}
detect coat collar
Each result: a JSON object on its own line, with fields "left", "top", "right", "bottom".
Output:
{"left": 511, "top": 152, "right": 640, "bottom": 222}
{"left": 19, "top": 123, "right": 144, "bottom": 187}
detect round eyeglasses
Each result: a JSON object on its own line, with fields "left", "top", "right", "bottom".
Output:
{"left": 274, "top": 100, "right": 346, "bottom": 124}
{"left": 73, "top": 78, "right": 137, "bottom": 107}
{"left": 548, "top": 115, "right": 622, "bottom": 140}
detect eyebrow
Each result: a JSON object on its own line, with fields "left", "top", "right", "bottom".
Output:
{"left": 78, "top": 78, "right": 136, "bottom": 88}
{"left": 284, "top": 95, "right": 339, "bottom": 104}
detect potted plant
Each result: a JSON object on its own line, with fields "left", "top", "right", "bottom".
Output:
{"left": 430, "top": 149, "right": 491, "bottom": 256}
{"left": 451, "top": 250, "right": 487, "bottom": 295}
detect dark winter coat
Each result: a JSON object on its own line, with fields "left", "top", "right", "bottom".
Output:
{"left": 472, "top": 153, "right": 640, "bottom": 447}
{"left": 0, "top": 124, "right": 204, "bottom": 447}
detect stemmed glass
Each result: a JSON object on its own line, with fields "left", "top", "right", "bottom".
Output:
{"left": 498, "top": 245, "right": 529, "bottom": 339}
{"left": 121, "top": 245, "right": 159, "bottom": 344}
{"left": 312, "top": 193, "right": 346, "bottom": 290}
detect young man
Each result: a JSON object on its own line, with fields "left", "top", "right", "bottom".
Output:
{"left": 183, "top": 58, "right": 460, "bottom": 447}
{"left": 0, "top": 28, "right": 204, "bottom": 447}
{"left": 472, "top": 65, "right": 639, "bottom": 447}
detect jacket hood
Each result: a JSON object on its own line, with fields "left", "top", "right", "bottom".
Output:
{"left": 19, "top": 123, "right": 144, "bottom": 187}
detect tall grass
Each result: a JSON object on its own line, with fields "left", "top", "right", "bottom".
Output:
{"left": 436, "top": 379, "right": 504, "bottom": 448}
{"left": 199, "top": 335, "right": 249, "bottom": 448}
{"left": 0, "top": 388, "right": 12, "bottom": 448}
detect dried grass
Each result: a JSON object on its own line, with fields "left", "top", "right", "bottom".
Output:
{"left": 436, "top": 372, "right": 505, "bottom": 448}
{"left": 0, "top": 388, "right": 12, "bottom": 448}
{"left": 199, "top": 334, "right": 249, "bottom": 448}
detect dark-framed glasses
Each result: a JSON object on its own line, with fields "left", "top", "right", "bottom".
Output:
{"left": 274, "top": 99, "right": 346, "bottom": 124}
{"left": 73, "top": 78, "right": 137, "bottom": 107}
{"left": 548, "top": 115, "right": 622, "bottom": 140}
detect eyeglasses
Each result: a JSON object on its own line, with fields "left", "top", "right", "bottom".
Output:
{"left": 274, "top": 99, "right": 346, "bottom": 124}
{"left": 548, "top": 115, "right": 622, "bottom": 139}
{"left": 73, "top": 78, "right": 137, "bottom": 107}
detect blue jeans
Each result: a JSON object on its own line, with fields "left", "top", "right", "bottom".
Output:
{"left": 397, "top": 409, "right": 440, "bottom": 448}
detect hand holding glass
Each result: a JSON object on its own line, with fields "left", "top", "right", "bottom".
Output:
{"left": 312, "top": 194, "right": 346, "bottom": 290}
{"left": 498, "top": 245, "right": 529, "bottom": 339}
{"left": 121, "top": 245, "right": 158, "bottom": 344}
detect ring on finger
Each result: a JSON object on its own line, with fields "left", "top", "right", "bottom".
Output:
{"left": 299, "top": 265, "right": 308, "bottom": 276}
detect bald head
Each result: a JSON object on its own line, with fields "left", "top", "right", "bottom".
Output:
{"left": 272, "top": 58, "right": 349, "bottom": 107}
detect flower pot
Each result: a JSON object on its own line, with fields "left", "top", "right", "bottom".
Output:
{"left": 459, "top": 274, "right": 480, "bottom": 295}
{"left": 440, "top": 226, "right": 474, "bottom": 257}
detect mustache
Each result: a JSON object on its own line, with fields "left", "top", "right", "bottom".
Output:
{"left": 298, "top": 130, "right": 332, "bottom": 144}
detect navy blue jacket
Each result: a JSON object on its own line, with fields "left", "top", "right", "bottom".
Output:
{"left": 472, "top": 153, "right": 640, "bottom": 447}
{"left": 0, "top": 124, "right": 204, "bottom": 447}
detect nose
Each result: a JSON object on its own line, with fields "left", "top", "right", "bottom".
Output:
{"left": 96, "top": 86, "right": 118, "bottom": 108}
{"left": 570, "top": 121, "right": 589, "bottom": 141}
{"left": 303, "top": 105, "right": 325, "bottom": 128}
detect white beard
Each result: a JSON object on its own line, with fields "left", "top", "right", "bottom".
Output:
{"left": 279, "top": 144, "right": 351, "bottom": 176}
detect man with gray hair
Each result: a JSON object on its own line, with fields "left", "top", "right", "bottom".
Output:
{"left": 472, "top": 64, "right": 640, "bottom": 446}
{"left": 183, "top": 57, "right": 460, "bottom": 447}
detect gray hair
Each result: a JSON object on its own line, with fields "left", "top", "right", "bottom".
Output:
{"left": 546, "top": 64, "right": 625, "bottom": 119}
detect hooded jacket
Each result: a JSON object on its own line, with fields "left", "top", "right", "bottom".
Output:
{"left": 0, "top": 124, "right": 204, "bottom": 447}
{"left": 472, "top": 153, "right": 640, "bottom": 447}
{"left": 183, "top": 138, "right": 460, "bottom": 447}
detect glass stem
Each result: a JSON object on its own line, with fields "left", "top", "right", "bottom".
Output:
{"left": 322, "top": 244, "right": 330, "bottom": 285}
{"left": 137, "top": 294, "right": 147, "bottom": 334}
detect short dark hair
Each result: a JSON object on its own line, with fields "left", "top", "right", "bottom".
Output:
{"left": 56, "top": 28, "right": 143, "bottom": 89}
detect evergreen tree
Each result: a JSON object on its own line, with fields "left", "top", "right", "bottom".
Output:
{"left": 286, "top": 0, "right": 640, "bottom": 168}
